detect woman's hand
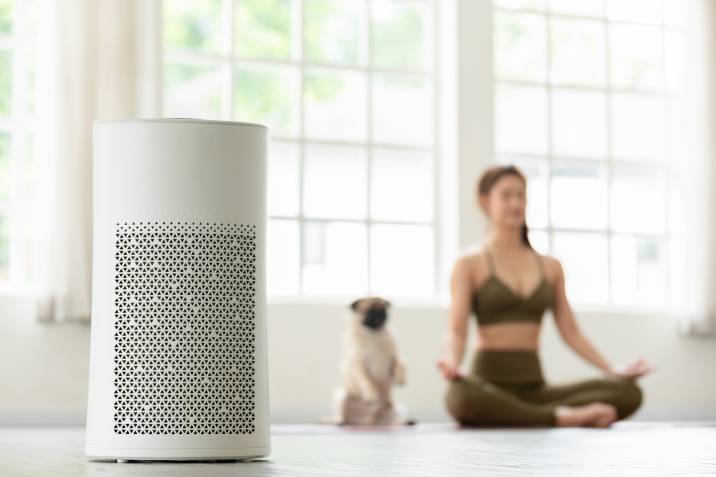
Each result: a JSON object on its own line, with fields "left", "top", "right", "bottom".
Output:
{"left": 437, "top": 356, "right": 463, "bottom": 381}
{"left": 608, "top": 357, "right": 656, "bottom": 381}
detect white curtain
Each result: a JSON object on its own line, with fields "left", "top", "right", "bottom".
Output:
{"left": 14, "top": 0, "right": 161, "bottom": 322}
{"left": 679, "top": 0, "right": 716, "bottom": 337}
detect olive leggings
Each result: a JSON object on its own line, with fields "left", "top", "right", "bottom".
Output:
{"left": 445, "top": 350, "right": 643, "bottom": 427}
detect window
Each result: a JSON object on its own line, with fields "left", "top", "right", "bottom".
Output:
{"left": 0, "top": 0, "right": 33, "bottom": 289}
{"left": 493, "top": 0, "right": 686, "bottom": 308}
{"left": 0, "top": 0, "right": 11, "bottom": 283}
{"left": 162, "top": 0, "right": 439, "bottom": 301}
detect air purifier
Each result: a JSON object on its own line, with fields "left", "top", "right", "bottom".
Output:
{"left": 85, "top": 118, "right": 270, "bottom": 461}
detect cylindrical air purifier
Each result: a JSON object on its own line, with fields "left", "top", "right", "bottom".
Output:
{"left": 85, "top": 119, "right": 270, "bottom": 461}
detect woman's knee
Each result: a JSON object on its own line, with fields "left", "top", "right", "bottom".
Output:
{"left": 444, "top": 378, "right": 493, "bottom": 424}
{"left": 445, "top": 379, "right": 476, "bottom": 422}
{"left": 444, "top": 381, "right": 465, "bottom": 421}
{"left": 612, "top": 378, "right": 643, "bottom": 419}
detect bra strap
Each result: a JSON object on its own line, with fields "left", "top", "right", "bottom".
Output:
{"left": 484, "top": 248, "right": 495, "bottom": 274}
{"left": 533, "top": 252, "right": 545, "bottom": 278}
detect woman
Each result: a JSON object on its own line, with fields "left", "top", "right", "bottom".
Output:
{"left": 437, "top": 164, "right": 655, "bottom": 427}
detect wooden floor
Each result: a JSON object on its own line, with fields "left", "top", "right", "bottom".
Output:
{"left": 1, "top": 422, "right": 715, "bottom": 476}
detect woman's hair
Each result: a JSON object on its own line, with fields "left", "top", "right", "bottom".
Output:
{"left": 477, "top": 164, "right": 533, "bottom": 250}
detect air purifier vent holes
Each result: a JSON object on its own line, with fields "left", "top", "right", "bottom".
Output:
{"left": 113, "top": 221, "right": 257, "bottom": 435}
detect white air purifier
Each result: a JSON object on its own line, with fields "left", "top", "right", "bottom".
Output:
{"left": 85, "top": 119, "right": 270, "bottom": 461}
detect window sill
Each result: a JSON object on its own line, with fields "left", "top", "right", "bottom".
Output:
{"left": 0, "top": 288, "right": 679, "bottom": 320}
{"left": 568, "top": 303, "right": 682, "bottom": 319}
{"left": 268, "top": 295, "right": 680, "bottom": 318}
{"left": 267, "top": 294, "right": 449, "bottom": 311}
{"left": 0, "top": 286, "right": 38, "bottom": 299}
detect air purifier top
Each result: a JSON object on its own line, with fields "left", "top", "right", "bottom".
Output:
{"left": 93, "top": 118, "right": 268, "bottom": 129}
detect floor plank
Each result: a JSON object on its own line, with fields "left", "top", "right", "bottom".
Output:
{"left": 1, "top": 422, "right": 715, "bottom": 476}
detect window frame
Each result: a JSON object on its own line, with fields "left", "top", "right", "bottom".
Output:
{"left": 0, "top": 30, "right": 10, "bottom": 279}
{"left": 0, "top": 0, "right": 33, "bottom": 294}
{"left": 491, "top": 1, "right": 686, "bottom": 312}
{"left": 160, "top": 0, "right": 448, "bottom": 305}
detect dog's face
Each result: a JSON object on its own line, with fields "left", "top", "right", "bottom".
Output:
{"left": 350, "top": 296, "right": 392, "bottom": 331}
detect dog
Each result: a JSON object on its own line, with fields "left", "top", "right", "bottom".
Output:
{"left": 331, "top": 296, "right": 414, "bottom": 426}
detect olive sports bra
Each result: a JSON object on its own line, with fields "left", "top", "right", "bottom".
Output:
{"left": 471, "top": 248, "right": 553, "bottom": 326}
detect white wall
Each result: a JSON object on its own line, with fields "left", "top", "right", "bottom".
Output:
{"left": 1, "top": 295, "right": 715, "bottom": 424}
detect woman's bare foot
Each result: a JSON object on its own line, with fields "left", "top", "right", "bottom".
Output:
{"left": 590, "top": 404, "right": 618, "bottom": 428}
{"left": 554, "top": 403, "right": 618, "bottom": 428}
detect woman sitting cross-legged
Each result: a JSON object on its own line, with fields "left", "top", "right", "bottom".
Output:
{"left": 438, "top": 164, "right": 655, "bottom": 428}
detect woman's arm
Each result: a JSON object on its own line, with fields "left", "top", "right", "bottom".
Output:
{"left": 437, "top": 257, "right": 472, "bottom": 379}
{"left": 549, "top": 257, "right": 615, "bottom": 374}
{"left": 551, "top": 256, "right": 656, "bottom": 380}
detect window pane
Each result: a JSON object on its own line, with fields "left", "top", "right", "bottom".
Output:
{"left": 611, "top": 164, "right": 665, "bottom": 234}
{"left": 303, "top": 144, "right": 367, "bottom": 219}
{"left": 551, "top": 89, "right": 607, "bottom": 159}
{"left": 0, "top": 50, "right": 11, "bottom": 118}
{"left": 495, "top": 0, "right": 544, "bottom": 9}
{"left": 664, "top": 30, "right": 685, "bottom": 94}
{"left": 551, "top": 161, "right": 608, "bottom": 229}
{"left": 0, "top": 133, "right": 8, "bottom": 202}
{"left": 609, "top": 24, "right": 662, "bottom": 91}
{"left": 663, "top": 0, "right": 686, "bottom": 27}
{"left": 611, "top": 235, "right": 666, "bottom": 305}
{"left": 372, "top": 73, "right": 433, "bottom": 146}
{"left": 667, "top": 99, "right": 684, "bottom": 163}
{"left": 494, "top": 12, "right": 546, "bottom": 82}
{"left": 163, "top": 0, "right": 224, "bottom": 53}
{"left": 304, "top": 68, "right": 367, "bottom": 141}
{"left": 497, "top": 156, "right": 549, "bottom": 228}
{"left": 496, "top": 84, "right": 547, "bottom": 154}
{"left": 550, "top": 18, "right": 605, "bottom": 87}
{"left": 234, "top": 0, "right": 291, "bottom": 60}
{"left": 371, "top": 148, "right": 432, "bottom": 222}
{"left": 371, "top": 0, "right": 432, "bottom": 70}
{"left": 0, "top": 0, "right": 12, "bottom": 34}
{"left": 233, "top": 64, "right": 299, "bottom": 136}
{"left": 163, "top": 63, "right": 224, "bottom": 118}
{"left": 606, "top": 0, "right": 663, "bottom": 24}
{"left": 370, "top": 223, "right": 433, "bottom": 298}
{"left": 528, "top": 229, "right": 549, "bottom": 254}
{"left": 549, "top": 0, "right": 604, "bottom": 16}
{"left": 0, "top": 215, "right": 7, "bottom": 281}
{"left": 267, "top": 141, "right": 299, "bottom": 217}
{"left": 668, "top": 237, "right": 685, "bottom": 306}
{"left": 267, "top": 219, "right": 300, "bottom": 295}
{"left": 302, "top": 221, "right": 367, "bottom": 296}
{"left": 552, "top": 232, "right": 608, "bottom": 304}
{"left": 304, "top": 0, "right": 366, "bottom": 66}
{"left": 611, "top": 94, "right": 664, "bottom": 161}
{"left": 668, "top": 168, "right": 685, "bottom": 234}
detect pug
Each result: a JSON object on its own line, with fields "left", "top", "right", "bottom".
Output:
{"left": 331, "top": 296, "right": 414, "bottom": 426}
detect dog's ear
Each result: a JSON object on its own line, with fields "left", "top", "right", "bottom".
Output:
{"left": 350, "top": 298, "right": 363, "bottom": 311}
{"left": 382, "top": 298, "right": 392, "bottom": 309}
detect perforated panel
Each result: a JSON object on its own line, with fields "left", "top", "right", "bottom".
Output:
{"left": 113, "top": 221, "right": 257, "bottom": 435}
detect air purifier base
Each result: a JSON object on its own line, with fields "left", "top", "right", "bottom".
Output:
{"left": 85, "top": 446, "right": 270, "bottom": 462}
